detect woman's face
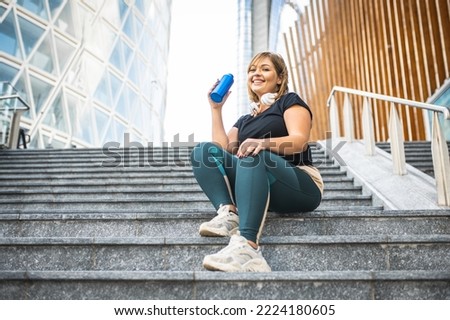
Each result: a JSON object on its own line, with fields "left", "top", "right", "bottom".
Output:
{"left": 247, "top": 57, "right": 282, "bottom": 99}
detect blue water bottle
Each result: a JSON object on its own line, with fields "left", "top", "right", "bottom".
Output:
{"left": 210, "top": 74, "right": 234, "bottom": 103}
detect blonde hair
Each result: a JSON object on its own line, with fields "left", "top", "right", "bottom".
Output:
{"left": 247, "top": 52, "right": 289, "bottom": 103}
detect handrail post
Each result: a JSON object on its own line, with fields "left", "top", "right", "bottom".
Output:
{"left": 343, "top": 93, "right": 354, "bottom": 141}
{"left": 388, "top": 103, "right": 407, "bottom": 175}
{"left": 431, "top": 112, "right": 450, "bottom": 206}
{"left": 362, "top": 97, "right": 375, "bottom": 155}
{"left": 0, "top": 82, "right": 30, "bottom": 149}
{"left": 329, "top": 94, "right": 341, "bottom": 138}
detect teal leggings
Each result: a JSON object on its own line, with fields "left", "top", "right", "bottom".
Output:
{"left": 191, "top": 142, "right": 322, "bottom": 243}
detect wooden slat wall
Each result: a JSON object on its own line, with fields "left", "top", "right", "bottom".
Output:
{"left": 283, "top": 0, "right": 450, "bottom": 141}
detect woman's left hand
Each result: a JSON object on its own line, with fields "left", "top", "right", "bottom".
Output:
{"left": 237, "top": 138, "right": 266, "bottom": 158}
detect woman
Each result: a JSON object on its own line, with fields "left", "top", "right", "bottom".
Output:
{"left": 190, "top": 52, "right": 323, "bottom": 272}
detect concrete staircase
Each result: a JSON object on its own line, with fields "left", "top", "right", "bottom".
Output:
{"left": 0, "top": 146, "right": 449, "bottom": 299}
{"left": 377, "top": 141, "right": 450, "bottom": 178}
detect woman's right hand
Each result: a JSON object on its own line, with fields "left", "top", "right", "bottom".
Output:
{"left": 208, "top": 80, "right": 231, "bottom": 109}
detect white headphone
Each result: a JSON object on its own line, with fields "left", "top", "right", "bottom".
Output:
{"left": 260, "top": 92, "right": 277, "bottom": 106}
{"left": 250, "top": 93, "right": 277, "bottom": 116}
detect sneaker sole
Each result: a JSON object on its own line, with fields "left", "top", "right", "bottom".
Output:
{"left": 199, "top": 226, "right": 238, "bottom": 237}
{"left": 203, "top": 256, "right": 272, "bottom": 272}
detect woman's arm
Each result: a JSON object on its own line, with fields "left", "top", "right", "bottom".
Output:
{"left": 208, "top": 82, "right": 239, "bottom": 154}
{"left": 237, "top": 105, "right": 311, "bottom": 157}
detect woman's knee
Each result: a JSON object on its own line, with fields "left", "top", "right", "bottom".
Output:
{"left": 190, "top": 142, "right": 222, "bottom": 168}
{"left": 237, "top": 151, "right": 278, "bottom": 169}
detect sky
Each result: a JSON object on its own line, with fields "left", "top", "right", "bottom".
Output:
{"left": 164, "top": 0, "right": 238, "bottom": 145}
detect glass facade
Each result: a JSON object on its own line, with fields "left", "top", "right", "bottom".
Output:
{"left": 428, "top": 80, "right": 450, "bottom": 140}
{"left": 0, "top": 0, "right": 172, "bottom": 148}
{"left": 236, "top": 0, "right": 253, "bottom": 115}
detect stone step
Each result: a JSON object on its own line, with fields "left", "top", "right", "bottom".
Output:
{"left": 1, "top": 270, "right": 448, "bottom": 299}
{"left": 0, "top": 205, "right": 383, "bottom": 216}
{"left": 0, "top": 160, "right": 338, "bottom": 170}
{"left": 0, "top": 175, "right": 356, "bottom": 186}
{"left": 1, "top": 210, "right": 447, "bottom": 238}
{"left": 0, "top": 162, "right": 343, "bottom": 172}
{"left": 0, "top": 184, "right": 363, "bottom": 200}
{"left": 0, "top": 170, "right": 349, "bottom": 181}
{"left": 0, "top": 180, "right": 360, "bottom": 191}
{"left": 0, "top": 194, "right": 374, "bottom": 211}
{"left": 1, "top": 235, "right": 448, "bottom": 272}
{"left": 0, "top": 149, "right": 328, "bottom": 161}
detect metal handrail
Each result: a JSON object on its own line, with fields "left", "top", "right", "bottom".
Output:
{"left": 1, "top": 83, "right": 31, "bottom": 149}
{"left": 0, "top": 94, "right": 31, "bottom": 111}
{"left": 326, "top": 85, "right": 450, "bottom": 207}
{"left": 327, "top": 86, "right": 450, "bottom": 119}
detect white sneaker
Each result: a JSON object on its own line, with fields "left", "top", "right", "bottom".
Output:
{"left": 203, "top": 235, "right": 272, "bottom": 272}
{"left": 199, "top": 205, "right": 239, "bottom": 237}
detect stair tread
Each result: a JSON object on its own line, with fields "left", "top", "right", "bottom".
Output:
{"left": 2, "top": 270, "right": 448, "bottom": 281}
{"left": 2, "top": 234, "right": 449, "bottom": 245}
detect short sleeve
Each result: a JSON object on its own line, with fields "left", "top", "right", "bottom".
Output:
{"left": 233, "top": 115, "right": 247, "bottom": 129}
{"left": 279, "top": 92, "right": 312, "bottom": 120}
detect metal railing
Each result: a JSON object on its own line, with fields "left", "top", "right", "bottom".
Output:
{"left": 327, "top": 86, "right": 450, "bottom": 206}
{"left": 0, "top": 82, "right": 30, "bottom": 149}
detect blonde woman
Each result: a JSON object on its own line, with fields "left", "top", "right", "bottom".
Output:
{"left": 191, "top": 52, "right": 323, "bottom": 272}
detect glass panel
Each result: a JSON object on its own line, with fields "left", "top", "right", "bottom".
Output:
{"left": 28, "top": 131, "right": 40, "bottom": 148}
{"left": 139, "top": 26, "right": 152, "bottom": 58}
{"left": 100, "top": 0, "right": 120, "bottom": 27}
{"left": 11, "top": 72, "right": 32, "bottom": 119}
{"left": 16, "top": 0, "right": 48, "bottom": 20}
{"left": 0, "top": 11, "right": 22, "bottom": 59}
{"left": 430, "top": 86, "right": 450, "bottom": 140}
{"left": 54, "top": 34, "right": 75, "bottom": 73}
{"left": 54, "top": 1, "right": 76, "bottom": 38}
{"left": 141, "top": 103, "right": 151, "bottom": 137}
{"left": 93, "top": 72, "right": 112, "bottom": 107}
{"left": 43, "top": 91, "right": 69, "bottom": 133}
{"left": 81, "top": 53, "right": 103, "bottom": 95}
{"left": 29, "top": 74, "right": 53, "bottom": 114}
{"left": 135, "top": 0, "right": 145, "bottom": 14}
{"left": 101, "top": 22, "right": 117, "bottom": 60}
{"left": 123, "top": 12, "right": 135, "bottom": 41}
{"left": 0, "top": 63, "right": 19, "bottom": 83}
{"left": 18, "top": 16, "right": 45, "bottom": 57}
{"left": 43, "top": 134, "right": 66, "bottom": 148}
{"left": 128, "top": 57, "right": 139, "bottom": 86}
{"left": 110, "top": 39, "right": 123, "bottom": 72}
{"left": 103, "top": 121, "right": 116, "bottom": 144}
{"left": 116, "top": 84, "right": 129, "bottom": 119}
{"left": 118, "top": 0, "right": 129, "bottom": 22}
{"left": 113, "top": 118, "right": 127, "bottom": 144}
{"left": 94, "top": 107, "right": 109, "bottom": 143}
{"left": 130, "top": 92, "right": 143, "bottom": 132}
{"left": 109, "top": 71, "right": 122, "bottom": 105}
{"left": 84, "top": 15, "right": 115, "bottom": 60}
{"left": 122, "top": 40, "right": 133, "bottom": 71}
{"left": 134, "top": 15, "right": 143, "bottom": 41}
{"left": 66, "top": 93, "right": 93, "bottom": 143}
{"left": 29, "top": 33, "right": 55, "bottom": 74}
{"left": 48, "top": 0, "right": 65, "bottom": 20}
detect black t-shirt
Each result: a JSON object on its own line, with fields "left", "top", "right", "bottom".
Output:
{"left": 233, "top": 92, "right": 313, "bottom": 166}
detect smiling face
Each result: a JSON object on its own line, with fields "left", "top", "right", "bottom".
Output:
{"left": 246, "top": 52, "right": 289, "bottom": 103}
{"left": 248, "top": 57, "right": 281, "bottom": 97}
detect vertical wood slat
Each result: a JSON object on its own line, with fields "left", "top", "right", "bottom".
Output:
{"left": 373, "top": 0, "right": 389, "bottom": 141}
{"left": 282, "top": 0, "right": 450, "bottom": 142}
{"left": 436, "top": 0, "right": 450, "bottom": 80}
{"left": 366, "top": 0, "right": 381, "bottom": 142}
{"left": 426, "top": 0, "right": 446, "bottom": 88}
